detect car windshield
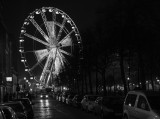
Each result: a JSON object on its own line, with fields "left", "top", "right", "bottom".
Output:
{"left": 147, "top": 95, "right": 160, "bottom": 110}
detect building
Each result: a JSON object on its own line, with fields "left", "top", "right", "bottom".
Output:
{"left": 0, "top": 11, "right": 18, "bottom": 102}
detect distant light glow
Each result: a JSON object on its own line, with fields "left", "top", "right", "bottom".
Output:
{"left": 30, "top": 15, "right": 34, "bottom": 19}
{"left": 21, "top": 30, "right": 26, "bottom": 33}
{"left": 19, "top": 39, "right": 24, "bottom": 42}
{"left": 127, "top": 77, "right": 130, "bottom": 80}
{"left": 19, "top": 49, "right": 24, "bottom": 53}
{"left": 35, "top": 10, "right": 40, "bottom": 14}
{"left": 6, "top": 77, "right": 12, "bottom": 82}
{"left": 30, "top": 77, "right": 34, "bottom": 80}
{"left": 67, "top": 20, "right": 71, "bottom": 23}
{"left": 49, "top": 8, "right": 53, "bottom": 12}
{"left": 42, "top": 8, "right": 46, "bottom": 12}
{"left": 21, "top": 59, "right": 26, "bottom": 62}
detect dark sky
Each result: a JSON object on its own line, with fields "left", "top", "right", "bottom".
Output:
{"left": 2, "top": 0, "right": 106, "bottom": 37}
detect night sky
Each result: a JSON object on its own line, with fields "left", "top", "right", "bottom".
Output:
{"left": 2, "top": 0, "right": 106, "bottom": 35}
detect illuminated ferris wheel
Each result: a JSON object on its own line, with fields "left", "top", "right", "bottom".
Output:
{"left": 19, "top": 7, "right": 83, "bottom": 87}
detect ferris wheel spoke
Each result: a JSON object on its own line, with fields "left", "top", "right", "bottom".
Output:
{"left": 56, "top": 18, "right": 67, "bottom": 42}
{"left": 55, "top": 56, "right": 63, "bottom": 74}
{"left": 60, "top": 36, "right": 72, "bottom": 47}
{"left": 47, "top": 22, "right": 56, "bottom": 44}
{"left": 34, "top": 49, "right": 49, "bottom": 61}
{"left": 46, "top": 72, "right": 52, "bottom": 86}
{"left": 24, "top": 33, "right": 50, "bottom": 47}
{"left": 52, "top": 9, "right": 56, "bottom": 22}
{"left": 29, "top": 18, "right": 50, "bottom": 42}
{"left": 40, "top": 11, "right": 50, "bottom": 38}
{"left": 40, "top": 54, "right": 52, "bottom": 82}
{"left": 57, "top": 50, "right": 65, "bottom": 67}
{"left": 58, "top": 50, "right": 70, "bottom": 66}
{"left": 59, "top": 49, "right": 72, "bottom": 56}
{"left": 58, "top": 29, "right": 74, "bottom": 45}
{"left": 52, "top": 9, "right": 56, "bottom": 37}
{"left": 29, "top": 54, "right": 48, "bottom": 72}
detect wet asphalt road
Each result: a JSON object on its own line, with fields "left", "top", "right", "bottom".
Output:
{"left": 32, "top": 97, "right": 100, "bottom": 119}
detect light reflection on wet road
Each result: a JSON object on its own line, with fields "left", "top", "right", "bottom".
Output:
{"left": 32, "top": 98, "right": 99, "bottom": 119}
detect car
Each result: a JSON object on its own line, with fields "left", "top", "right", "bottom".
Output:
{"left": 40, "top": 93, "right": 50, "bottom": 99}
{"left": 62, "top": 93, "right": 69, "bottom": 103}
{"left": 0, "top": 106, "right": 18, "bottom": 119}
{"left": 123, "top": 90, "right": 160, "bottom": 119}
{"left": 66, "top": 94, "right": 75, "bottom": 105}
{"left": 72, "top": 95, "right": 83, "bottom": 108}
{"left": 0, "top": 101, "right": 27, "bottom": 119}
{"left": 81, "top": 95, "right": 99, "bottom": 112}
{"left": 93, "top": 96, "right": 124, "bottom": 119}
{"left": 12, "top": 98, "right": 34, "bottom": 119}
{"left": 0, "top": 107, "right": 6, "bottom": 119}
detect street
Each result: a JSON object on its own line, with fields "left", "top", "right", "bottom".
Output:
{"left": 33, "top": 97, "right": 100, "bottom": 119}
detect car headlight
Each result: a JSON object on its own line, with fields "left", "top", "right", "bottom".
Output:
{"left": 40, "top": 95, "right": 43, "bottom": 97}
{"left": 46, "top": 95, "right": 48, "bottom": 98}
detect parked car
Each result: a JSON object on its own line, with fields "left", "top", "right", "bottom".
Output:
{"left": 81, "top": 95, "right": 99, "bottom": 112}
{"left": 0, "top": 106, "right": 18, "bottom": 119}
{"left": 66, "top": 94, "right": 75, "bottom": 105}
{"left": 93, "top": 96, "right": 124, "bottom": 119}
{"left": 12, "top": 98, "right": 34, "bottom": 119}
{"left": 0, "top": 101, "right": 27, "bottom": 119}
{"left": 0, "top": 107, "right": 6, "bottom": 119}
{"left": 62, "top": 93, "right": 70, "bottom": 103}
{"left": 123, "top": 90, "right": 160, "bottom": 119}
{"left": 72, "top": 95, "right": 83, "bottom": 108}
{"left": 58, "top": 94, "right": 63, "bottom": 102}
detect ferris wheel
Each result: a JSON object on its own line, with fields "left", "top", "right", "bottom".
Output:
{"left": 19, "top": 7, "right": 83, "bottom": 87}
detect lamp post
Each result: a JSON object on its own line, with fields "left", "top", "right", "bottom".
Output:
{"left": 127, "top": 77, "right": 130, "bottom": 91}
{"left": 157, "top": 79, "right": 160, "bottom": 91}
{"left": 16, "top": 74, "right": 20, "bottom": 99}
